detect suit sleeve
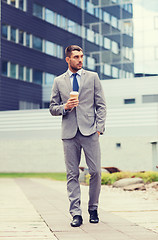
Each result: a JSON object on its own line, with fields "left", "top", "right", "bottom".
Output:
{"left": 49, "top": 78, "right": 65, "bottom": 116}
{"left": 94, "top": 73, "right": 106, "bottom": 134}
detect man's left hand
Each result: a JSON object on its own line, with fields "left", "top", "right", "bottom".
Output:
{"left": 97, "top": 131, "right": 100, "bottom": 136}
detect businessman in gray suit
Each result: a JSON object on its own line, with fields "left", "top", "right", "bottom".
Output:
{"left": 49, "top": 45, "right": 106, "bottom": 227}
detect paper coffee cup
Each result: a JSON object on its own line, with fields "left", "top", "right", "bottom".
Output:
{"left": 70, "top": 91, "right": 79, "bottom": 100}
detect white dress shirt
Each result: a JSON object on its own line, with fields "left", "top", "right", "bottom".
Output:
{"left": 63, "top": 69, "right": 82, "bottom": 115}
{"left": 67, "top": 68, "right": 82, "bottom": 89}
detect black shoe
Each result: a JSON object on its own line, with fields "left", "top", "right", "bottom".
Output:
{"left": 71, "top": 215, "right": 83, "bottom": 227}
{"left": 89, "top": 210, "right": 99, "bottom": 223}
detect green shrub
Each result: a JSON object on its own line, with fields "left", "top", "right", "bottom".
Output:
{"left": 132, "top": 171, "right": 158, "bottom": 183}
{"left": 85, "top": 171, "right": 158, "bottom": 185}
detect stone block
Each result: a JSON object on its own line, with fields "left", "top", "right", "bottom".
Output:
{"left": 113, "top": 177, "right": 144, "bottom": 188}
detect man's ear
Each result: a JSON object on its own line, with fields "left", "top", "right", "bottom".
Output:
{"left": 65, "top": 57, "right": 70, "bottom": 64}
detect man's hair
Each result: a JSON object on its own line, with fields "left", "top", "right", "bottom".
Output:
{"left": 65, "top": 45, "right": 83, "bottom": 57}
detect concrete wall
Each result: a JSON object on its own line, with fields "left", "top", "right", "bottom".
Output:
{"left": 0, "top": 102, "right": 157, "bottom": 172}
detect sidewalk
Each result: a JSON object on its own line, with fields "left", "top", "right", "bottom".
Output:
{"left": 0, "top": 178, "right": 158, "bottom": 240}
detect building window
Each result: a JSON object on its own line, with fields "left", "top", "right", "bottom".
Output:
{"left": 94, "top": 32, "right": 99, "bottom": 45}
{"left": 45, "top": 41, "right": 63, "bottom": 58}
{"left": 104, "top": 37, "right": 111, "bottom": 49}
{"left": 104, "top": 64, "right": 111, "bottom": 76}
{"left": 57, "top": 45, "right": 63, "bottom": 59}
{"left": 10, "top": 63, "right": 17, "bottom": 78}
{"left": 45, "top": 8, "right": 55, "bottom": 24}
{"left": 32, "top": 2, "right": 107, "bottom": 49}
{"left": 2, "top": 23, "right": 63, "bottom": 59}
{"left": 2, "top": 24, "right": 8, "bottom": 39}
{"left": 111, "top": 16, "right": 118, "bottom": 28}
{"left": 61, "top": 16, "right": 67, "bottom": 29}
{"left": 2, "top": 61, "right": 8, "bottom": 76}
{"left": 11, "top": 27, "right": 16, "bottom": 42}
{"left": 103, "top": 12, "right": 110, "bottom": 24}
{"left": 122, "top": 19, "right": 133, "bottom": 36}
{"left": 33, "top": 36, "right": 42, "bottom": 51}
{"left": 33, "top": 3, "right": 43, "bottom": 19}
{"left": 43, "top": 102, "right": 50, "bottom": 108}
{"left": 142, "top": 94, "right": 158, "bottom": 103}
{"left": 19, "top": 30, "right": 24, "bottom": 44}
{"left": 112, "top": 41, "right": 119, "bottom": 54}
{"left": 19, "top": 101, "right": 40, "bottom": 110}
{"left": 94, "top": 7, "right": 99, "bottom": 18}
{"left": 33, "top": 69, "right": 43, "bottom": 84}
{"left": 68, "top": 20, "right": 76, "bottom": 34}
{"left": 67, "top": 0, "right": 83, "bottom": 9}
{"left": 4, "top": 0, "right": 26, "bottom": 11}
{"left": 26, "top": 67, "right": 31, "bottom": 82}
{"left": 87, "top": 29, "right": 94, "bottom": 43}
{"left": 116, "top": 143, "right": 121, "bottom": 148}
{"left": 87, "top": 56, "right": 95, "bottom": 70}
{"left": 76, "top": 24, "right": 81, "bottom": 36}
{"left": 56, "top": 14, "right": 62, "bottom": 27}
{"left": 45, "top": 73, "right": 55, "bottom": 85}
{"left": 112, "top": 66, "right": 119, "bottom": 78}
{"left": 87, "top": 2, "right": 94, "bottom": 15}
{"left": 124, "top": 98, "right": 135, "bottom": 104}
{"left": 98, "top": 34, "right": 103, "bottom": 47}
{"left": 45, "top": 41, "right": 55, "bottom": 56}
{"left": 19, "top": 65, "right": 24, "bottom": 80}
{"left": 26, "top": 33, "right": 30, "bottom": 47}
{"left": 2, "top": 60, "right": 58, "bottom": 86}
{"left": 19, "top": 0, "right": 24, "bottom": 10}
{"left": 10, "top": 0, "right": 16, "bottom": 7}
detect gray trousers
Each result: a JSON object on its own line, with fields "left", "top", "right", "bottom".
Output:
{"left": 63, "top": 130, "right": 101, "bottom": 217}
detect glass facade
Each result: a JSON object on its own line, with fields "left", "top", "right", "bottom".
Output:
{"left": 1, "top": 0, "right": 158, "bottom": 111}
{"left": 133, "top": 0, "right": 158, "bottom": 77}
{"left": 83, "top": 0, "right": 158, "bottom": 79}
{"left": 82, "top": 0, "right": 134, "bottom": 79}
{"left": 1, "top": 60, "right": 56, "bottom": 85}
{"left": 2, "top": 0, "right": 158, "bottom": 81}
{"left": 2, "top": 24, "right": 63, "bottom": 59}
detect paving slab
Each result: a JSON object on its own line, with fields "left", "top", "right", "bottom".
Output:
{"left": 99, "top": 185, "right": 158, "bottom": 233}
{"left": 0, "top": 178, "right": 158, "bottom": 240}
{"left": 0, "top": 179, "right": 57, "bottom": 240}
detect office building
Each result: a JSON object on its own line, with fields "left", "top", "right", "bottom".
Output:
{"left": 0, "top": 0, "right": 157, "bottom": 111}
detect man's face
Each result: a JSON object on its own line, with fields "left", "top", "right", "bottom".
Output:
{"left": 66, "top": 50, "right": 83, "bottom": 72}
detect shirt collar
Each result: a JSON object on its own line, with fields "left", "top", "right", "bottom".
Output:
{"left": 67, "top": 68, "right": 83, "bottom": 77}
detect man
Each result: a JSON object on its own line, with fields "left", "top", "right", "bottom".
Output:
{"left": 49, "top": 45, "right": 106, "bottom": 227}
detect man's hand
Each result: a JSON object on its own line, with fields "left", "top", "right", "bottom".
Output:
{"left": 97, "top": 131, "right": 100, "bottom": 136}
{"left": 64, "top": 97, "right": 79, "bottom": 110}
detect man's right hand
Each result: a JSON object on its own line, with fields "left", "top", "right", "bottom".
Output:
{"left": 64, "top": 97, "right": 79, "bottom": 110}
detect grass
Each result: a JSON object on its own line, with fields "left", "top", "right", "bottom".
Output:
{"left": 0, "top": 172, "right": 67, "bottom": 181}
{"left": 1, "top": 171, "right": 158, "bottom": 185}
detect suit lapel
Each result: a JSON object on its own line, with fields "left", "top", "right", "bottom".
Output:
{"left": 79, "top": 69, "right": 86, "bottom": 95}
{"left": 64, "top": 71, "right": 72, "bottom": 93}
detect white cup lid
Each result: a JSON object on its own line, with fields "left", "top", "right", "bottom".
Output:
{"left": 70, "top": 91, "right": 79, "bottom": 95}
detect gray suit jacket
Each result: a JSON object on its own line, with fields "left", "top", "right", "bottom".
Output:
{"left": 49, "top": 69, "right": 106, "bottom": 139}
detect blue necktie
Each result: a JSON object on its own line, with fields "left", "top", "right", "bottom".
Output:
{"left": 72, "top": 73, "right": 79, "bottom": 92}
